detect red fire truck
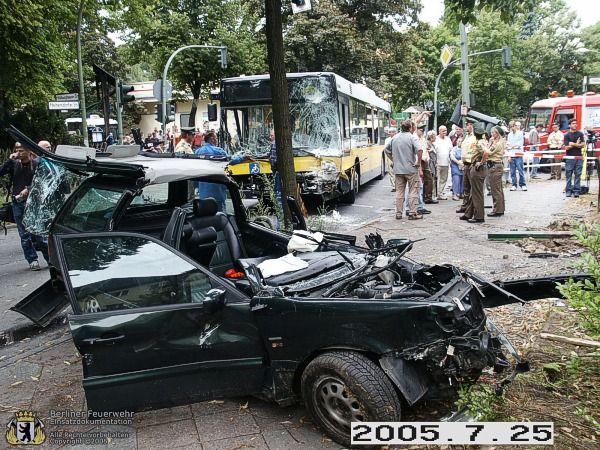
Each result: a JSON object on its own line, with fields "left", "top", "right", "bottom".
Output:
{"left": 524, "top": 92, "right": 600, "bottom": 171}
{"left": 525, "top": 91, "right": 600, "bottom": 146}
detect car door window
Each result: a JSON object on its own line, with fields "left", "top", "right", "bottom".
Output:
{"left": 60, "top": 235, "right": 213, "bottom": 313}
{"left": 56, "top": 186, "right": 123, "bottom": 231}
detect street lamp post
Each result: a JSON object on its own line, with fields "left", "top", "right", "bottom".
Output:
{"left": 76, "top": 0, "right": 88, "bottom": 147}
{"left": 161, "top": 45, "right": 227, "bottom": 139}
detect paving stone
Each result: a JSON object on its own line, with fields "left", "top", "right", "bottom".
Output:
{"left": 203, "top": 433, "right": 268, "bottom": 450}
{"left": 137, "top": 418, "right": 201, "bottom": 449}
{"left": 195, "top": 410, "right": 259, "bottom": 442}
{"left": 191, "top": 396, "right": 249, "bottom": 416}
{"left": 0, "top": 360, "right": 42, "bottom": 409}
{"left": 248, "top": 401, "right": 309, "bottom": 432}
{"left": 131, "top": 405, "right": 192, "bottom": 428}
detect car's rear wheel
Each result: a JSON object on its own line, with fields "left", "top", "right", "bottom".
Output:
{"left": 301, "top": 351, "right": 401, "bottom": 447}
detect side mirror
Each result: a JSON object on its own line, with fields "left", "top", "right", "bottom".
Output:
{"left": 203, "top": 288, "right": 227, "bottom": 313}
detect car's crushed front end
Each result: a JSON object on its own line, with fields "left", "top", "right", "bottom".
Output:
{"left": 244, "top": 232, "right": 587, "bottom": 407}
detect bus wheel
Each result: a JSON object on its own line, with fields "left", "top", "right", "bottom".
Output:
{"left": 376, "top": 154, "right": 385, "bottom": 180}
{"left": 341, "top": 166, "right": 359, "bottom": 204}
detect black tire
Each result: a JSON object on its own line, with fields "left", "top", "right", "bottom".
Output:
{"left": 341, "top": 166, "right": 359, "bottom": 204}
{"left": 301, "top": 351, "right": 401, "bottom": 447}
{"left": 376, "top": 154, "right": 385, "bottom": 180}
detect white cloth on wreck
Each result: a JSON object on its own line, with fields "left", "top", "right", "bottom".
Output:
{"left": 257, "top": 253, "right": 310, "bottom": 278}
{"left": 287, "top": 230, "right": 324, "bottom": 253}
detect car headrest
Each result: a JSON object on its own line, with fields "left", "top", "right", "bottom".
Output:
{"left": 193, "top": 198, "right": 218, "bottom": 217}
{"left": 187, "top": 226, "right": 218, "bottom": 246}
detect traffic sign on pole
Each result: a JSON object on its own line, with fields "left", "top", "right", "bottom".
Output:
{"left": 440, "top": 45, "right": 453, "bottom": 68}
{"left": 153, "top": 79, "right": 172, "bottom": 102}
{"left": 589, "top": 77, "right": 600, "bottom": 85}
{"left": 55, "top": 93, "right": 79, "bottom": 101}
{"left": 49, "top": 101, "right": 79, "bottom": 110}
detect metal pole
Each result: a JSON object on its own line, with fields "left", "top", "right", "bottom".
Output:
{"left": 460, "top": 23, "right": 470, "bottom": 109}
{"left": 434, "top": 62, "right": 456, "bottom": 132}
{"left": 161, "top": 44, "right": 226, "bottom": 141}
{"left": 582, "top": 76, "right": 588, "bottom": 132}
{"left": 76, "top": 0, "right": 88, "bottom": 146}
{"left": 116, "top": 80, "right": 123, "bottom": 144}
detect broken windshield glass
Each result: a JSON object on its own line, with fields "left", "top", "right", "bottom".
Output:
{"left": 220, "top": 75, "right": 342, "bottom": 158}
{"left": 23, "top": 158, "right": 87, "bottom": 235}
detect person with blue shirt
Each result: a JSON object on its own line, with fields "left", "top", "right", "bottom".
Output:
{"left": 507, "top": 120, "right": 527, "bottom": 191}
{"left": 195, "top": 131, "right": 251, "bottom": 211}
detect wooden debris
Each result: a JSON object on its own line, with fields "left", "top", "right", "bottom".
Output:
{"left": 488, "top": 231, "right": 574, "bottom": 241}
{"left": 540, "top": 332, "right": 600, "bottom": 348}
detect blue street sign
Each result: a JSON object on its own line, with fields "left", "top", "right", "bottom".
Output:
{"left": 249, "top": 163, "right": 261, "bottom": 174}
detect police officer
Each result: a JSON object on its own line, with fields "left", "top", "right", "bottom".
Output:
{"left": 460, "top": 122, "right": 488, "bottom": 223}
{"left": 175, "top": 127, "right": 195, "bottom": 154}
{"left": 486, "top": 126, "right": 506, "bottom": 217}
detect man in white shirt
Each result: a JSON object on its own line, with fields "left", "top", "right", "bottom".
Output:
{"left": 434, "top": 125, "right": 453, "bottom": 200}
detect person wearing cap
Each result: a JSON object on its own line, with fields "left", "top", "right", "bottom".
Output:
{"left": 175, "top": 127, "right": 195, "bottom": 154}
{"left": 507, "top": 120, "right": 527, "bottom": 191}
{"left": 547, "top": 122, "right": 563, "bottom": 180}
{"left": 460, "top": 122, "right": 488, "bottom": 223}
{"left": 457, "top": 120, "right": 476, "bottom": 213}
{"left": 528, "top": 123, "right": 544, "bottom": 179}
{"left": 486, "top": 126, "right": 506, "bottom": 217}
{"left": 0, "top": 142, "right": 49, "bottom": 270}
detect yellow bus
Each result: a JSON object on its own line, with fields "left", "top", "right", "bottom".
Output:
{"left": 220, "top": 72, "right": 392, "bottom": 203}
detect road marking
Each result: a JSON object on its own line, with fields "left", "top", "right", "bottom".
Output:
{"left": 351, "top": 204, "right": 373, "bottom": 208}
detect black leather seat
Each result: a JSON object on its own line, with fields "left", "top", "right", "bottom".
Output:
{"left": 187, "top": 198, "right": 246, "bottom": 276}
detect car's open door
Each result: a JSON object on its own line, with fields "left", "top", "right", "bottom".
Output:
{"left": 53, "top": 231, "right": 266, "bottom": 412}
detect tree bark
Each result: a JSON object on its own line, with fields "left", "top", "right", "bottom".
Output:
{"left": 264, "top": 0, "right": 294, "bottom": 228}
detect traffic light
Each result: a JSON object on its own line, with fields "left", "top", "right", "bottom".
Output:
{"left": 501, "top": 47, "right": 512, "bottom": 67}
{"left": 155, "top": 104, "right": 163, "bottom": 123}
{"left": 435, "top": 100, "right": 441, "bottom": 116}
{"left": 219, "top": 47, "right": 227, "bottom": 69}
{"left": 165, "top": 102, "right": 176, "bottom": 123}
{"left": 208, "top": 103, "right": 217, "bottom": 122}
{"left": 119, "top": 83, "right": 135, "bottom": 106}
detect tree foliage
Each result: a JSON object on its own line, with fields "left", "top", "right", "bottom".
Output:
{"left": 119, "top": 0, "right": 267, "bottom": 126}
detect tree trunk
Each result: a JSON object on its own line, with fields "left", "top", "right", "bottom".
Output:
{"left": 265, "top": 0, "right": 294, "bottom": 228}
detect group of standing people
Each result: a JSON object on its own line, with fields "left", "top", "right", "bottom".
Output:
{"left": 386, "top": 117, "right": 509, "bottom": 224}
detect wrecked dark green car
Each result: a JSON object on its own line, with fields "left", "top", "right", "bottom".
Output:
{"left": 8, "top": 127, "right": 581, "bottom": 447}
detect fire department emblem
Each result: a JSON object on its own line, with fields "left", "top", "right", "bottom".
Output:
{"left": 5, "top": 410, "right": 46, "bottom": 445}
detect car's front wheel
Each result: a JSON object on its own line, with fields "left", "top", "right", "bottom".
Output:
{"left": 301, "top": 351, "right": 401, "bottom": 447}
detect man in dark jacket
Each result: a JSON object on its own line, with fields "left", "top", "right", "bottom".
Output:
{"left": 0, "top": 142, "right": 48, "bottom": 270}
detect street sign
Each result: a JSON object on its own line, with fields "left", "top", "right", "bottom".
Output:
{"left": 440, "top": 45, "right": 453, "bottom": 68}
{"left": 153, "top": 79, "right": 173, "bottom": 102}
{"left": 589, "top": 77, "right": 600, "bottom": 85}
{"left": 55, "top": 93, "right": 79, "bottom": 101}
{"left": 48, "top": 101, "right": 79, "bottom": 110}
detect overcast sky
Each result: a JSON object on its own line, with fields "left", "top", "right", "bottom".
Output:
{"left": 419, "top": 0, "right": 600, "bottom": 30}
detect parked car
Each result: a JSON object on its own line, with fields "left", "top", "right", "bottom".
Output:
{"left": 7, "top": 127, "right": 584, "bottom": 447}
